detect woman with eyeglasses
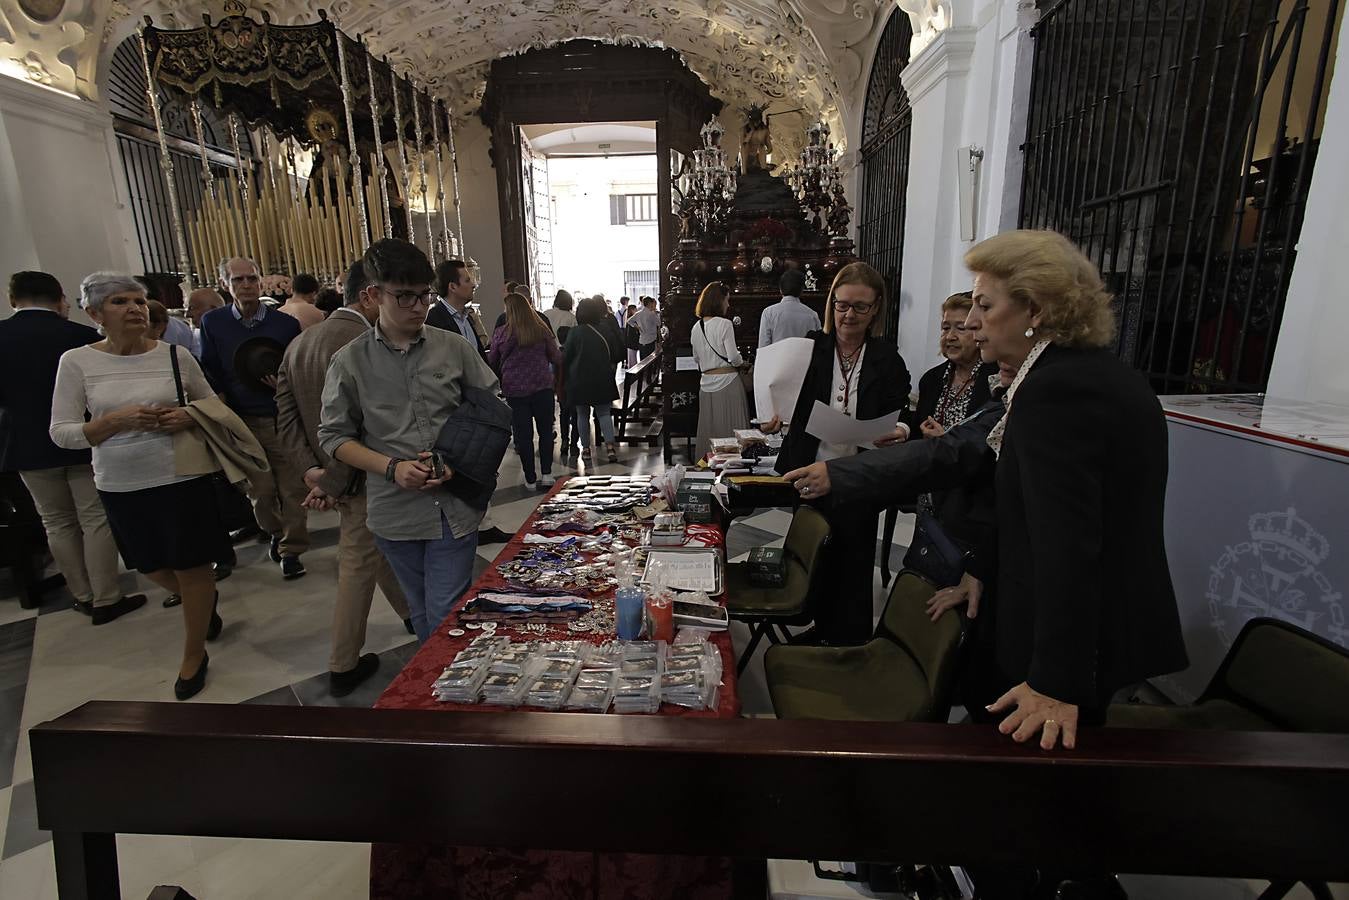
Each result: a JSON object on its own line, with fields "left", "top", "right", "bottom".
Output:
{"left": 772, "top": 261, "right": 912, "bottom": 645}
{"left": 690, "top": 282, "right": 751, "bottom": 460}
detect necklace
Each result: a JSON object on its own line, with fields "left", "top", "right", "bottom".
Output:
{"left": 835, "top": 343, "right": 864, "bottom": 414}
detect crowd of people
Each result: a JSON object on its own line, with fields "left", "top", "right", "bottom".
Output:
{"left": 3, "top": 227, "right": 1188, "bottom": 808}
{"left": 0, "top": 246, "right": 670, "bottom": 702}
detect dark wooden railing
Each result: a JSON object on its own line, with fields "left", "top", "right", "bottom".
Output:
{"left": 31, "top": 702, "right": 1349, "bottom": 899}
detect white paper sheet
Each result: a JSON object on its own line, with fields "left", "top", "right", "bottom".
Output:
{"left": 804, "top": 401, "right": 903, "bottom": 447}
{"left": 675, "top": 355, "right": 699, "bottom": 372}
{"left": 752, "top": 337, "right": 813, "bottom": 420}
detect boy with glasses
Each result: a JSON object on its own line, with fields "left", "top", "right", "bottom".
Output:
{"left": 318, "top": 240, "right": 500, "bottom": 641}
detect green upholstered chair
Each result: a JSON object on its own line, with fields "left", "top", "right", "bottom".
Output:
{"left": 1109, "top": 618, "right": 1349, "bottom": 900}
{"left": 1108, "top": 617, "right": 1349, "bottom": 733}
{"left": 725, "top": 506, "right": 831, "bottom": 675}
{"left": 763, "top": 571, "right": 965, "bottom": 722}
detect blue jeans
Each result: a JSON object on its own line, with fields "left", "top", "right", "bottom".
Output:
{"left": 507, "top": 389, "right": 555, "bottom": 483}
{"left": 373, "top": 514, "right": 478, "bottom": 642}
{"left": 576, "top": 404, "right": 615, "bottom": 448}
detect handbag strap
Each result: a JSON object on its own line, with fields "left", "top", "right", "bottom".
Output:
{"left": 587, "top": 324, "right": 613, "bottom": 360}
{"left": 698, "top": 319, "right": 735, "bottom": 367}
{"left": 169, "top": 343, "right": 186, "bottom": 407}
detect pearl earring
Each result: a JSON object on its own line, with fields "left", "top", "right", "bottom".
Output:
{"left": 1024, "top": 326, "right": 1035, "bottom": 339}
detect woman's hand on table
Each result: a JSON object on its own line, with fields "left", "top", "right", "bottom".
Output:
{"left": 925, "top": 572, "right": 982, "bottom": 621}
{"left": 987, "top": 682, "right": 1080, "bottom": 750}
{"left": 783, "top": 462, "right": 831, "bottom": 500}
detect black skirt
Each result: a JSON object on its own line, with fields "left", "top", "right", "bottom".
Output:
{"left": 99, "top": 476, "right": 232, "bottom": 574}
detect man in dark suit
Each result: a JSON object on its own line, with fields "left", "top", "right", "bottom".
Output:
{"left": 428, "top": 259, "right": 488, "bottom": 356}
{"left": 429, "top": 259, "right": 511, "bottom": 545}
{"left": 0, "top": 271, "right": 144, "bottom": 623}
{"left": 275, "top": 259, "right": 413, "bottom": 695}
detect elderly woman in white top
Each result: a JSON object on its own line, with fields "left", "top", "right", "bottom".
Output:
{"left": 690, "top": 282, "right": 749, "bottom": 459}
{"left": 50, "top": 273, "right": 229, "bottom": 700}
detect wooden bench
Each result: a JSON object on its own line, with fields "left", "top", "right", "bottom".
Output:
{"left": 614, "top": 350, "right": 662, "bottom": 447}
{"left": 30, "top": 701, "right": 1349, "bottom": 899}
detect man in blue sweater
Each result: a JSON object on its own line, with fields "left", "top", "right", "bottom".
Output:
{"left": 200, "top": 257, "right": 309, "bottom": 579}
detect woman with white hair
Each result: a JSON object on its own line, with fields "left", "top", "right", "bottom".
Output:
{"left": 49, "top": 272, "right": 229, "bottom": 700}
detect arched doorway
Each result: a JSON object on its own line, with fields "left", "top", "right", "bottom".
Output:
{"left": 857, "top": 10, "right": 915, "bottom": 342}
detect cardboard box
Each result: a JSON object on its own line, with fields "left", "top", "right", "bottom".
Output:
{"left": 676, "top": 478, "right": 715, "bottom": 523}
{"left": 747, "top": 546, "right": 786, "bottom": 586}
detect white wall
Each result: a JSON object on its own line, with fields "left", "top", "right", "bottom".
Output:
{"left": 1266, "top": 11, "right": 1349, "bottom": 406}
{"left": 547, "top": 155, "right": 660, "bottom": 304}
{"left": 0, "top": 75, "right": 139, "bottom": 323}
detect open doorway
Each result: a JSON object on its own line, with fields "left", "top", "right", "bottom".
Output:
{"left": 518, "top": 122, "right": 660, "bottom": 311}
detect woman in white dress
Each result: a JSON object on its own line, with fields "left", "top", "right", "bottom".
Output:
{"left": 690, "top": 282, "right": 749, "bottom": 459}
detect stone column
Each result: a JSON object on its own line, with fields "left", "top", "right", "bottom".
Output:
{"left": 895, "top": 27, "right": 977, "bottom": 375}
{"left": 1266, "top": 8, "right": 1349, "bottom": 407}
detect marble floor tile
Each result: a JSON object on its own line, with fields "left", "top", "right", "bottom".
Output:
{"left": 1, "top": 779, "right": 39, "bottom": 860}
{"left": 0, "top": 839, "right": 57, "bottom": 900}
{"left": 240, "top": 684, "right": 300, "bottom": 706}
{"left": 0, "top": 786, "right": 11, "bottom": 866}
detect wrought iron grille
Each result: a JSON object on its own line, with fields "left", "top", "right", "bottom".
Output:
{"left": 108, "top": 36, "right": 250, "bottom": 278}
{"left": 858, "top": 10, "right": 915, "bottom": 343}
{"left": 1020, "top": 0, "right": 1343, "bottom": 394}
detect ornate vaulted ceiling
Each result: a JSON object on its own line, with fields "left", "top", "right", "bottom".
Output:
{"left": 2, "top": 0, "right": 912, "bottom": 152}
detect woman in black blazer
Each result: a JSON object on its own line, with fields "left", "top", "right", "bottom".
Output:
{"left": 771, "top": 262, "right": 911, "bottom": 644}
{"left": 965, "top": 230, "right": 1187, "bottom": 749}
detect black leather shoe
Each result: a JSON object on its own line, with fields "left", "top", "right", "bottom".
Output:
{"left": 206, "top": 591, "right": 223, "bottom": 641}
{"left": 73, "top": 600, "right": 93, "bottom": 617}
{"left": 403, "top": 618, "right": 415, "bottom": 635}
{"left": 92, "top": 593, "right": 147, "bottom": 626}
{"left": 163, "top": 594, "right": 182, "bottom": 608}
{"left": 213, "top": 562, "right": 232, "bottom": 581}
{"left": 329, "top": 653, "right": 380, "bottom": 697}
{"left": 174, "top": 652, "right": 209, "bottom": 700}
{"left": 280, "top": 555, "right": 306, "bottom": 579}
{"left": 229, "top": 525, "right": 262, "bottom": 544}
{"left": 477, "top": 527, "right": 513, "bottom": 545}
{"left": 268, "top": 535, "right": 283, "bottom": 563}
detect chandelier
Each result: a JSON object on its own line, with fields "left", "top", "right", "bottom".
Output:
{"left": 786, "top": 120, "right": 849, "bottom": 238}
{"left": 678, "top": 118, "right": 738, "bottom": 242}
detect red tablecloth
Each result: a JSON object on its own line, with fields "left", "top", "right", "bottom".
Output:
{"left": 370, "top": 478, "right": 740, "bottom": 899}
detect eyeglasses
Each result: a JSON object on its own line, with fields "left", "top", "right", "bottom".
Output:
{"left": 374, "top": 285, "right": 435, "bottom": 308}
{"left": 832, "top": 300, "right": 875, "bottom": 315}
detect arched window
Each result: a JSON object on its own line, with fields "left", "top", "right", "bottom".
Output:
{"left": 106, "top": 35, "right": 252, "bottom": 278}
{"left": 857, "top": 9, "right": 914, "bottom": 342}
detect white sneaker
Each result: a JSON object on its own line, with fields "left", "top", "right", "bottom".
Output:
{"left": 525, "top": 480, "right": 537, "bottom": 491}
{"left": 539, "top": 474, "right": 556, "bottom": 487}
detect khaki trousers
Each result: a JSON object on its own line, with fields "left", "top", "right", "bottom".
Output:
{"left": 19, "top": 465, "right": 122, "bottom": 607}
{"left": 331, "top": 491, "right": 411, "bottom": 673}
{"left": 241, "top": 414, "right": 310, "bottom": 556}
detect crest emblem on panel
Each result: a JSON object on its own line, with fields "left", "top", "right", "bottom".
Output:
{"left": 1207, "top": 508, "right": 1344, "bottom": 648}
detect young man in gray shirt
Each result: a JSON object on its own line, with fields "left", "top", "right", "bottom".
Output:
{"left": 318, "top": 240, "right": 500, "bottom": 642}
